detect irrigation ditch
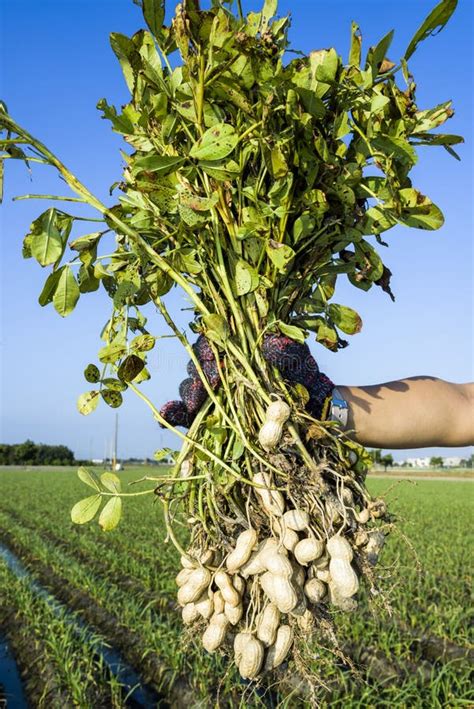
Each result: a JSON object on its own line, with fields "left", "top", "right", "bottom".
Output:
{"left": 0, "top": 529, "right": 238, "bottom": 707}
{"left": 0, "top": 543, "right": 168, "bottom": 708}
{"left": 0, "top": 630, "right": 28, "bottom": 709}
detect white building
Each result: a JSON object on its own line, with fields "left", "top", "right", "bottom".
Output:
{"left": 443, "top": 456, "right": 463, "bottom": 467}
{"left": 404, "top": 457, "right": 431, "bottom": 468}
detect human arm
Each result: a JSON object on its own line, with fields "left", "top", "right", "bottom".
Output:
{"left": 159, "top": 334, "right": 474, "bottom": 451}
{"left": 337, "top": 378, "right": 474, "bottom": 449}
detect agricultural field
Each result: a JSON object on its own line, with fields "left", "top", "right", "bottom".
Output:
{"left": 0, "top": 466, "right": 472, "bottom": 708}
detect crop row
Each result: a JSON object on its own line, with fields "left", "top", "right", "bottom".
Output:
{"left": 3, "top": 501, "right": 466, "bottom": 675}
{"left": 0, "top": 517, "right": 471, "bottom": 704}
{"left": 1, "top": 472, "right": 471, "bottom": 645}
{"left": 0, "top": 470, "right": 472, "bottom": 706}
{"left": 0, "top": 512, "right": 249, "bottom": 707}
{"left": 0, "top": 556, "right": 127, "bottom": 708}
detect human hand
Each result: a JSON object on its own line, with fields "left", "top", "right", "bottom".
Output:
{"left": 159, "top": 334, "right": 335, "bottom": 428}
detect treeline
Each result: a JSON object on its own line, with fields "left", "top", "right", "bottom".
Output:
{"left": 0, "top": 440, "right": 78, "bottom": 466}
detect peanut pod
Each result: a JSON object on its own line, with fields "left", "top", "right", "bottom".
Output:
{"left": 264, "top": 625, "right": 294, "bottom": 671}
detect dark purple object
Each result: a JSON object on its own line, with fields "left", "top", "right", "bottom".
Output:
{"left": 179, "top": 377, "right": 208, "bottom": 417}
{"left": 159, "top": 400, "right": 191, "bottom": 428}
{"left": 262, "top": 334, "right": 334, "bottom": 419}
{"left": 160, "top": 333, "right": 335, "bottom": 428}
{"left": 261, "top": 334, "right": 319, "bottom": 388}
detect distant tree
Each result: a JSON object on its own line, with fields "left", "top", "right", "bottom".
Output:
{"left": 0, "top": 444, "right": 13, "bottom": 465}
{"left": 0, "top": 441, "right": 75, "bottom": 466}
{"left": 381, "top": 454, "right": 394, "bottom": 471}
{"left": 430, "top": 456, "right": 444, "bottom": 468}
{"left": 15, "top": 439, "right": 38, "bottom": 464}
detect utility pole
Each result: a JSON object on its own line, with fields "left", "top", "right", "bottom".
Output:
{"left": 112, "top": 413, "right": 119, "bottom": 471}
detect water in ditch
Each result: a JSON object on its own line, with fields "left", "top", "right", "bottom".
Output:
{"left": 0, "top": 543, "right": 166, "bottom": 708}
{"left": 0, "top": 634, "right": 28, "bottom": 709}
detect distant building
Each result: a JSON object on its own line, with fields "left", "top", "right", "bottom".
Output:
{"left": 92, "top": 458, "right": 104, "bottom": 465}
{"left": 443, "top": 456, "right": 463, "bottom": 467}
{"left": 160, "top": 456, "right": 174, "bottom": 465}
{"left": 404, "top": 457, "right": 430, "bottom": 468}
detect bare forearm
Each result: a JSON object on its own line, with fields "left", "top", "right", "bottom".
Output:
{"left": 338, "top": 377, "right": 474, "bottom": 449}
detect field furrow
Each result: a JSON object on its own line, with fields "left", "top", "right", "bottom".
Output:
{"left": 0, "top": 557, "right": 129, "bottom": 708}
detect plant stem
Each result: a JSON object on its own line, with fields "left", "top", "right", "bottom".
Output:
{"left": 0, "top": 113, "right": 210, "bottom": 319}
{"left": 128, "top": 382, "right": 256, "bottom": 486}
{"left": 13, "top": 194, "right": 88, "bottom": 203}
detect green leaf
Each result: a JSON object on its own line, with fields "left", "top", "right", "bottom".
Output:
{"left": 110, "top": 33, "right": 136, "bottom": 92}
{"left": 133, "top": 154, "right": 185, "bottom": 175}
{"left": 153, "top": 447, "right": 173, "bottom": 461}
{"left": 84, "top": 364, "right": 101, "bottom": 383}
{"left": 370, "top": 93, "right": 390, "bottom": 115}
{"left": 296, "top": 88, "right": 326, "bottom": 118}
{"left": 270, "top": 146, "right": 288, "bottom": 178}
{"left": 198, "top": 159, "right": 241, "bottom": 181}
{"left": 101, "top": 390, "right": 123, "bottom": 408}
{"left": 202, "top": 314, "right": 229, "bottom": 345}
{"left": 312, "top": 48, "right": 339, "bottom": 83}
{"left": 101, "top": 377, "right": 128, "bottom": 391}
{"left": 78, "top": 265, "right": 100, "bottom": 294}
{"left": 30, "top": 209, "right": 63, "bottom": 266}
{"left": 278, "top": 322, "right": 306, "bottom": 344}
{"left": 189, "top": 123, "right": 238, "bottom": 161}
{"left": 77, "top": 467, "right": 101, "bottom": 492}
{"left": 118, "top": 354, "right": 145, "bottom": 382}
{"left": 231, "top": 437, "right": 245, "bottom": 461}
{"left": 38, "top": 268, "right": 63, "bottom": 306}
{"left": 315, "top": 321, "right": 339, "bottom": 351}
{"left": 266, "top": 240, "right": 295, "bottom": 272}
{"left": 348, "top": 22, "right": 362, "bottom": 67}
{"left": 328, "top": 304, "right": 363, "bottom": 334}
{"left": 97, "top": 98, "right": 136, "bottom": 135}
{"left": 234, "top": 259, "right": 259, "bottom": 296}
{"left": 100, "top": 472, "right": 121, "bottom": 493}
{"left": 372, "top": 135, "right": 417, "bottom": 167}
{"left": 141, "top": 0, "right": 165, "bottom": 39}
{"left": 71, "top": 494, "right": 102, "bottom": 524}
{"left": 131, "top": 334, "right": 155, "bottom": 352}
{"left": 53, "top": 266, "right": 80, "bottom": 317}
{"left": 77, "top": 391, "right": 100, "bottom": 416}
{"left": 398, "top": 188, "right": 444, "bottom": 230}
{"left": 404, "top": 0, "right": 458, "bottom": 60}
{"left": 293, "top": 214, "right": 316, "bottom": 242}
{"left": 367, "top": 30, "right": 394, "bottom": 77}
{"left": 98, "top": 342, "right": 127, "bottom": 364}
{"left": 69, "top": 232, "right": 102, "bottom": 252}
{"left": 99, "top": 496, "right": 122, "bottom": 531}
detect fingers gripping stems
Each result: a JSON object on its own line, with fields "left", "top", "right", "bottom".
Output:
{"left": 159, "top": 334, "right": 335, "bottom": 428}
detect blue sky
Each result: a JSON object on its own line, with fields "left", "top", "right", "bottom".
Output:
{"left": 1, "top": 0, "right": 472, "bottom": 462}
